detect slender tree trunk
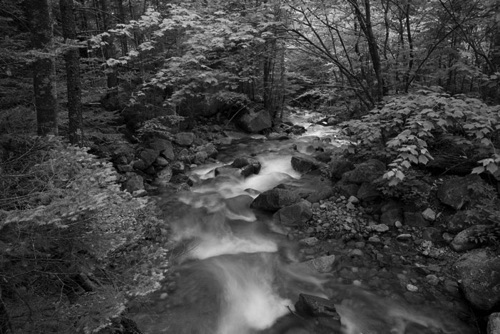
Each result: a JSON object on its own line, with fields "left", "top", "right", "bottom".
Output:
{"left": 403, "top": 2, "right": 414, "bottom": 92}
{"left": 115, "top": 0, "right": 129, "bottom": 56}
{"left": 350, "top": 0, "right": 385, "bottom": 100}
{"left": 26, "top": 0, "right": 58, "bottom": 136}
{"left": 101, "top": 0, "right": 118, "bottom": 88}
{"left": 60, "top": 0, "right": 84, "bottom": 145}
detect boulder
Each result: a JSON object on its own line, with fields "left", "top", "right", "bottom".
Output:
{"left": 291, "top": 156, "right": 321, "bottom": 173}
{"left": 403, "top": 212, "right": 429, "bottom": 227}
{"left": 302, "top": 255, "right": 336, "bottom": 273}
{"left": 193, "top": 151, "right": 208, "bottom": 165}
{"left": 139, "top": 148, "right": 158, "bottom": 167}
{"left": 174, "top": 132, "right": 195, "bottom": 146}
{"left": 342, "top": 159, "right": 385, "bottom": 184}
{"left": 328, "top": 159, "right": 355, "bottom": 180}
{"left": 149, "top": 138, "right": 173, "bottom": 153}
{"left": 356, "top": 182, "right": 381, "bottom": 202}
{"left": 214, "top": 166, "right": 242, "bottom": 178}
{"left": 237, "top": 109, "right": 272, "bottom": 133}
{"left": 125, "top": 174, "right": 144, "bottom": 193}
{"left": 273, "top": 200, "right": 313, "bottom": 226}
{"left": 455, "top": 249, "right": 500, "bottom": 311}
{"left": 314, "top": 152, "right": 332, "bottom": 163}
{"left": 251, "top": 188, "right": 301, "bottom": 212}
{"left": 450, "top": 225, "right": 489, "bottom": 252}
{"left": 231, "top": 156, "right": 261, "bottom": 176}
{"left": 306, "top": 187, "right": 335, "bottom": 203}
{"left": 295, "top": 294, "right": 340, "bottom": 319}
{"left": 437, "top": 175, "right": 483, "bottom": 210}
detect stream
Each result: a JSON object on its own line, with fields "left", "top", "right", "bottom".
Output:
{"left": 129, "top": 110, "right": 474, "bottom": 334}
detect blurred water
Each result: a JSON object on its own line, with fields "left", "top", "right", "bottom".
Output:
{"left": 129, "top": 109, "right": 474, "bottom": 334}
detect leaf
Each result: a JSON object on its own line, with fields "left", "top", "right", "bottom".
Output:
{"left": 486, "top": 163, "right": 498, "bottom": 174}
{"left": 481, "top": 138, "right": 492, "bottom": 146}
{"left": 471, "top": 166, "right": 485, "bottom": 174}
{"left": 401, "top": 160, "right": 411, "bottom": 168}
{"left": 395, "top": 170, "right": 405, "bottom": 180}
{"left": 418, "top": 155, "right": 429, "bottom": 164}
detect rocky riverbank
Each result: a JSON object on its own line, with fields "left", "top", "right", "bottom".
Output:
{"left": 86, "top": 106, "right": 499, "bottom": 333}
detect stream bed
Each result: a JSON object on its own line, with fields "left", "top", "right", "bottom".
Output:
{"left": 129, "top": 110, "right": 475, "bottom": 334}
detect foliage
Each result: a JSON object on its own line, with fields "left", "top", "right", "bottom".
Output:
{"left": 93, "top": 3, "right": 281, "bottom": 118}
{"left": 465, "top": 184, "right": 500, "bottom": 246}
{"left": 0, "top": 137, "right": 169, "bottom": 333}
{"left": 341, "top": 90, "right": 500, "bottom": 186}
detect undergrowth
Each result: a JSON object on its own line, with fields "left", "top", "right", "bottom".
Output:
{"left": 0, "top": 136, "right": 169, "bottom": 333}
{"left": 341, "top": 90, "right": 500, "bottom": 186}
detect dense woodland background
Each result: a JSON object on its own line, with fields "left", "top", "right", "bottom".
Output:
{"left": 1, "top": 0, "right": 500, "bottom": 333}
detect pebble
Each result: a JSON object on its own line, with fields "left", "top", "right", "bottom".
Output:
{"left": 406, "top": 284, "right": 419, "bottom": 292}
{"left": 426, "top": 274, "right": 440, "bottom": 286}
{"left": 368, "top": 236, "right": 381, "bottom": 243}
{"left": 395, "top": 221, "right": 403, "bottom": 228}
{"left": 354, "top": 241, "right": 365, "bottom": 248}
{"left": 349, "top": 249, "right": 364, "bottom": 257}
{"left": 353, "top": 280, "right": 362, "bottom": 286}
{"left": 348, "top": 196, "right": 359, "bottom": 204}
{"left": 396, "top": 234, "right": 412, "bottom": 241}
{"left": 370, "top": 224, "right": 389, "bottom": 233}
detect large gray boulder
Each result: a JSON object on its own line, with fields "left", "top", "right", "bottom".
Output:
{"left": 125, "top": 174, "right": 144, "bottom": 193}
{"left": 139, "top": 148, "right": 158, "bottom": 167}
{"left": 291, "top": 156, "right": 320, "bottom": 173}
{"left": 450, "top": 225, "right": 489, "bottom": 252}
{"left": 251, "top": 187, "right": 301, "bottom": 212}
{"left": 342, "top": 159, "right": 385, "bottom": 184}
{"left": 273, "top": 200, "right": 312, "bottom": 226}
{"left": 454, "top": 249, "right": 500, "bottom": 311}
{"left": 237, "top": 109, "right": 272, "bottom": 133}
{"left": 328, "top": 159, "right": 355, "bottom": 180}
{"left": 437, "top": 175, "right": 484, "bottom": 210}
{"left": 231, "top": 156, "right": 261, "bottom": 177}
{"left": 174, "top": 132, "right": 195, "bottom": 147}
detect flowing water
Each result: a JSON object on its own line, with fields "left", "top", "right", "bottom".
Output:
{"left": 130, "top": 110, "right": 474, "bottom": 334}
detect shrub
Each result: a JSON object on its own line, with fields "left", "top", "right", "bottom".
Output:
{"left": 0, "top": 137, "right": 169, "bottom": 333}
{"left": 341, "top": 90, "right": 500, "bottom": 186}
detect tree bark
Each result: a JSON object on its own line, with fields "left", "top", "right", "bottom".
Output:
{"left": 101, "top": 0, "right": 118, "bottom": 88}
{"left": 60, "top": 0, "right": 84, "bottom": 145}
{"left": 349, "top": 0, "right": 385, "bottom": 100}
{"left": 115, "top": 0, "right": 129, "bottom": 56}
{"left": 26, "top": 0, "right": 58, "bottom": 136}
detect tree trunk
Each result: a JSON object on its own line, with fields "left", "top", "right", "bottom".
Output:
{"left": 26, "top": 0, "right": 58, "bottom": 136}
{"left": 350, "top": 0, "right": 385, "bottom": 100}
{"left": 115, "top": 0, "right": 129, "bottom": 56}
{"left": 101, "top": 0, "right": 118, "bottom": 88}
{"left": 60, "top": 0, "right": 84, "bottom": 145}
{"left": 403, "top": 1, "right": 414, "bottom": 92}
